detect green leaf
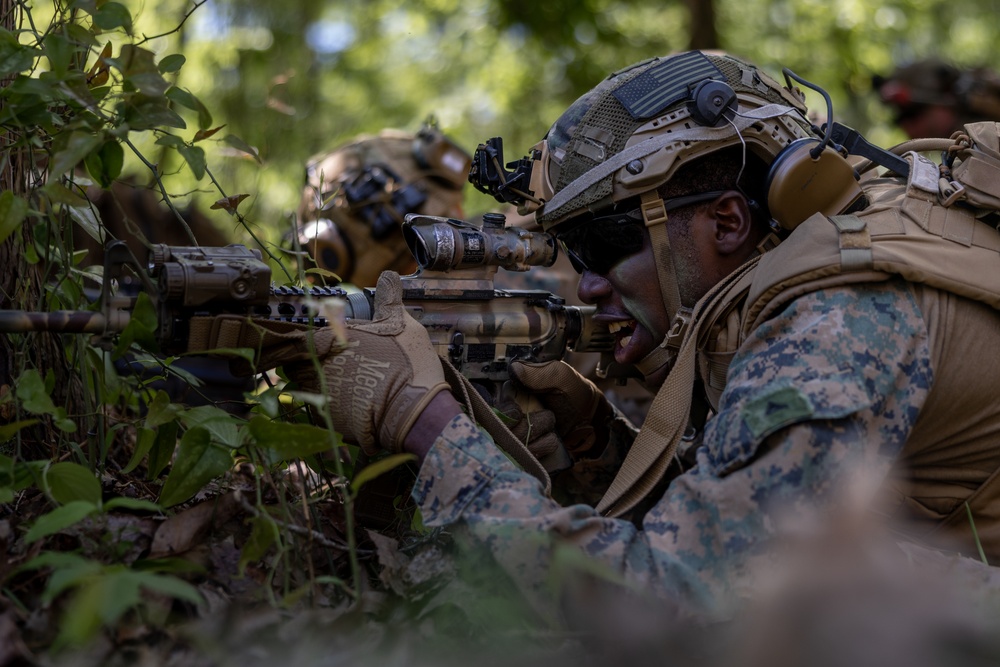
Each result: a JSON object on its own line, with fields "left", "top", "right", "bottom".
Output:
{"left": 130, "top": 570, "right": 202, "bottom": 604}
{"left": 83, "top": 139, "right": 124, "bottom": 188}
{"left": 113, "top": 290, "right": 159, "bottom": 356}
{"left": 247, "top": 415, "right": 340, "bottom": 461}
{"left": 25, "top": 552, "right": 102, "bottom": 603}
{"left": 50, "top": 132, "right": 103, "bottom": 178}
{"left": 178, "top": 144, "right": 206, "bottom": 180}
{"left": 66, "top": 203, "right": 104, "bottom": 243}
{"left": 93, "top": 2, "right": 133, "bottom": 32}
{"left": 43, "top": 32, "right": 74, "bottom": 77}
{"left": 68, "top": 0, "right": 98, "bottom": 14}
{"left": 181, "top": 405, "right": 241, "bottom": 449}
{"left": 351, "top": 453, "right": 416, "bottom": 495}
{"left": 24, "top": 500, "right": 99, "bottom": 543}
{"left": 148, "top": 420, "right": 179, "bottom": 480}
{"left": 13, "top": 459, "right": 46, "bottom": 491}
{"left": 0, "top": 191, "right": 28, "bottom": 246}
{"left": 18, "top": 550, "right": 92, "bottom": 575}
{"left": 132, "top": 556, "right": 206, "bottom": 575}
{"left": 122, "top": 93, "right": 186, "bottom": 131}
{"left": 166, "top": 86, "right": 212, "bottom": 130}
{"left": 158, "top": 54, "right": 186, "bottom": 74}
{"left": 239, "top": 514, "right": 279, "bottom": 576}
{"left": 45, "top": 462, "right": 102, "bottom": 505}
{"left": 158, "top": 427, "right": 233, "bottom": 508}
{"left": 222, "top": 134, "right": 262, "bottom": 164}
{"left": 154, "top": 133, "right": 185, "bottom": 149}
{"left": 121, "top": 426, "right": 155, "bottom": 474}
{"left": 144, "top": 390, "right": 183, "bottom": 429}
{"left": 64, "top": 22, "right": 100, "bottom": 49}
{"left": 95, "top": 570, "right": 143, "bottom": 624}
{"left": 0, "top": 30, "right": 36, "bottom": 77}
{"left": 0, "top": 419, "right": 39, "bottom": 443}
{"left": 16, "top": 369, "right": 58, "bottom": 416}
{"left": 39, "top": 180, "right": 89, "bottom": 207}
{"left": 114, "top": 45, "right": 169, "bottom": 96}
{"left": 251, "top": 387, "right": 282, "bottom": 419}
{"left": 55, "top": 569, "right": 140, "bottom": 648}
{"left": 103, "top": 497, "right": 162, "bottom": 513}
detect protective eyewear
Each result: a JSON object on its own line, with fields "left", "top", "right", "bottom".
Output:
{"left": 557, "top": 191, "right": 727, "bottom": 274}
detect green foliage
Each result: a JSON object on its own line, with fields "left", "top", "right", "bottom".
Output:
{"left": 247, "top": 414, "right": 341, "bottom": 461}
{"left": 44, "top": 461, "right": 102, "bottom": 505}
{"left": 0, "top": 191, "right": 29, "bottom": 246}
{"left": 157, "top": 426, "right": 233, "bottom": 507}
{"left": 17, "top": 552, "right": 201, "bottom": 650}
{"left": 15, "top": 369, "right": 77, "bottom": 432}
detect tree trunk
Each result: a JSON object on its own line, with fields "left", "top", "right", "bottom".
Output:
{"left": 685, "top": 0, "right": 719, "bottom": 51}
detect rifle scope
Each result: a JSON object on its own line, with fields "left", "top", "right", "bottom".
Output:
{"left": 402, "top": 213, "right": 558, "bottom": 272}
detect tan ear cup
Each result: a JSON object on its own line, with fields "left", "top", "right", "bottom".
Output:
{"left": 298, "top": 218, "right": 354, "bottom": 281}
{"left": 766, "top": 138, "right": 865, "bottom": 230}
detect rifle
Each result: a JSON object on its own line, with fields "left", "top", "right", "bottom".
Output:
{"left": 0, "top": 213, "right": 615, "bottom": 396}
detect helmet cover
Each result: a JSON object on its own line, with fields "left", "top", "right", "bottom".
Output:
{"left": 531, "top": 51, "right": 815, "bottom": 232}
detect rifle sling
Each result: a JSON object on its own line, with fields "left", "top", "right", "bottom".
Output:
{"left": 439, "top": 357, "right": 552, "bottom": 496}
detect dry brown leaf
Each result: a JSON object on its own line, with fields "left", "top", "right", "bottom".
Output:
{"left": 210, "top": 194, "right": 250, "bottom": 214}
{"left": 193, "top": 125, "right": 226, "bottom": 142}
{"left": 148, "top": 492, "right": 241, "bottom": 559}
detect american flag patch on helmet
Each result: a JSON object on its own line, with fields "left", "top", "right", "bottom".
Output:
{"left": 612, "top": 51, "right": 725, "bottom": 120}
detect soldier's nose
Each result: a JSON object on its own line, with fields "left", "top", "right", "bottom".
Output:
{"left": 577, "top": 270, "right": 612, "bottom": 305}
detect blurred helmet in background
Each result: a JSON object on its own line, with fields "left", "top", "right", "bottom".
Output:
{"left": 873, "top": 58, "right": 1000, "bottom": 138}
{"left": 294, "top": 122, "right": 471, "bottom": 287}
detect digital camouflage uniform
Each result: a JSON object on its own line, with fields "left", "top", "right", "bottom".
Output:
{"left": 412, "top": 281, "right": 932, "bottom": 615}
{"left": 349, "top": 52, "right": 1000, "bottom": 619}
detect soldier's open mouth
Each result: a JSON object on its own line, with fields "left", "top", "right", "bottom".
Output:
{"left": 608, "top": 319, "right": 636, "bottom": 349}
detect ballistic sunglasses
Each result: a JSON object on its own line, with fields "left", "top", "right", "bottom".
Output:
{"left": 557, "top": 190, "right": 727, "bottom": 274}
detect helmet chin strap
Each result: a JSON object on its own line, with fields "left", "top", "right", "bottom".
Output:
{"left": 634, "top": 190, "right": 690, "bottom": 381}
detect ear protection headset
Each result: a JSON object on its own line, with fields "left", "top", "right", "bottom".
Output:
{"left": 689, "top": 79, "right": 865, "bottom": 231}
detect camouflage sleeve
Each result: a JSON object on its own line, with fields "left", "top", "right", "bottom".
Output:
{"left": 550, "top": 407, "right": 637, "bottom": 506}
{"left": 413, "top": 281, "right": 932, "bottom": 615}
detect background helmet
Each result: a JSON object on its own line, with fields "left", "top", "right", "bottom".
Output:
{"left": 872, "top": 59, "right": 1000, "bottom": 134}
{"left": 294, "top": 123, "right": 471, "bottom": 287}
{"left": 517, "top": 51, "right": 818, "bottom": 234}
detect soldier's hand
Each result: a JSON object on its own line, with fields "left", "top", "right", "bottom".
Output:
{"left": 286, "top": 271, "right": 450, "bottom": 455}
{"left": 509, "top": 360, "right": 613, "bottom": 456}
{"left": 494, "top": 390, "right": 562, "bottom": 460}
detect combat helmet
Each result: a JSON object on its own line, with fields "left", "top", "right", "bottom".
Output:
{"left": 295, "top": 122, "right": 471, "bottom": 287}
{"left": 471, "top": 51, "right": 861, "bottom": 375}
{"left": 873, "top": 58, "right": 1000, "bottom": 130}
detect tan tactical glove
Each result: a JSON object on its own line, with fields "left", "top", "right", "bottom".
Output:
{"left": 285, "top": 271, "right": 450, "bottom": 455}
{"left": 493, "top": 389, "right": 561, "bottom": 460}
{"left": 508, "top": 360, "right": 614, "bottom": 457}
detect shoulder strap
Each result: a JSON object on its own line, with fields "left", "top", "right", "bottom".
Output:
{"left": 597, "top": 256, "right": 763, "bottom": 517}
{"left": 439, "top": 357, "right": 551, "bottom": 496}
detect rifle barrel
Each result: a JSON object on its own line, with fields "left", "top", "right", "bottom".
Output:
{"left": 0, "top": 310, "right": 116, "bottom": 334}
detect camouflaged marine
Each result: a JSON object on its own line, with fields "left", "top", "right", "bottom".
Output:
{"left": 293, "top": 122, "right": 471, "bottom": 288}
{"left": 287, "top": 51, "right": 1000, "bottom": 617}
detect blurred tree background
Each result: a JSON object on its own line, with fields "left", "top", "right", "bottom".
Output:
{"left": 115, "top": 0, "right": 1000, "bottom": 248}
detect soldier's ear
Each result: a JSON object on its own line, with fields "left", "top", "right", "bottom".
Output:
{"left": 709, "top": 191, "right": 754, "bottom": 256}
